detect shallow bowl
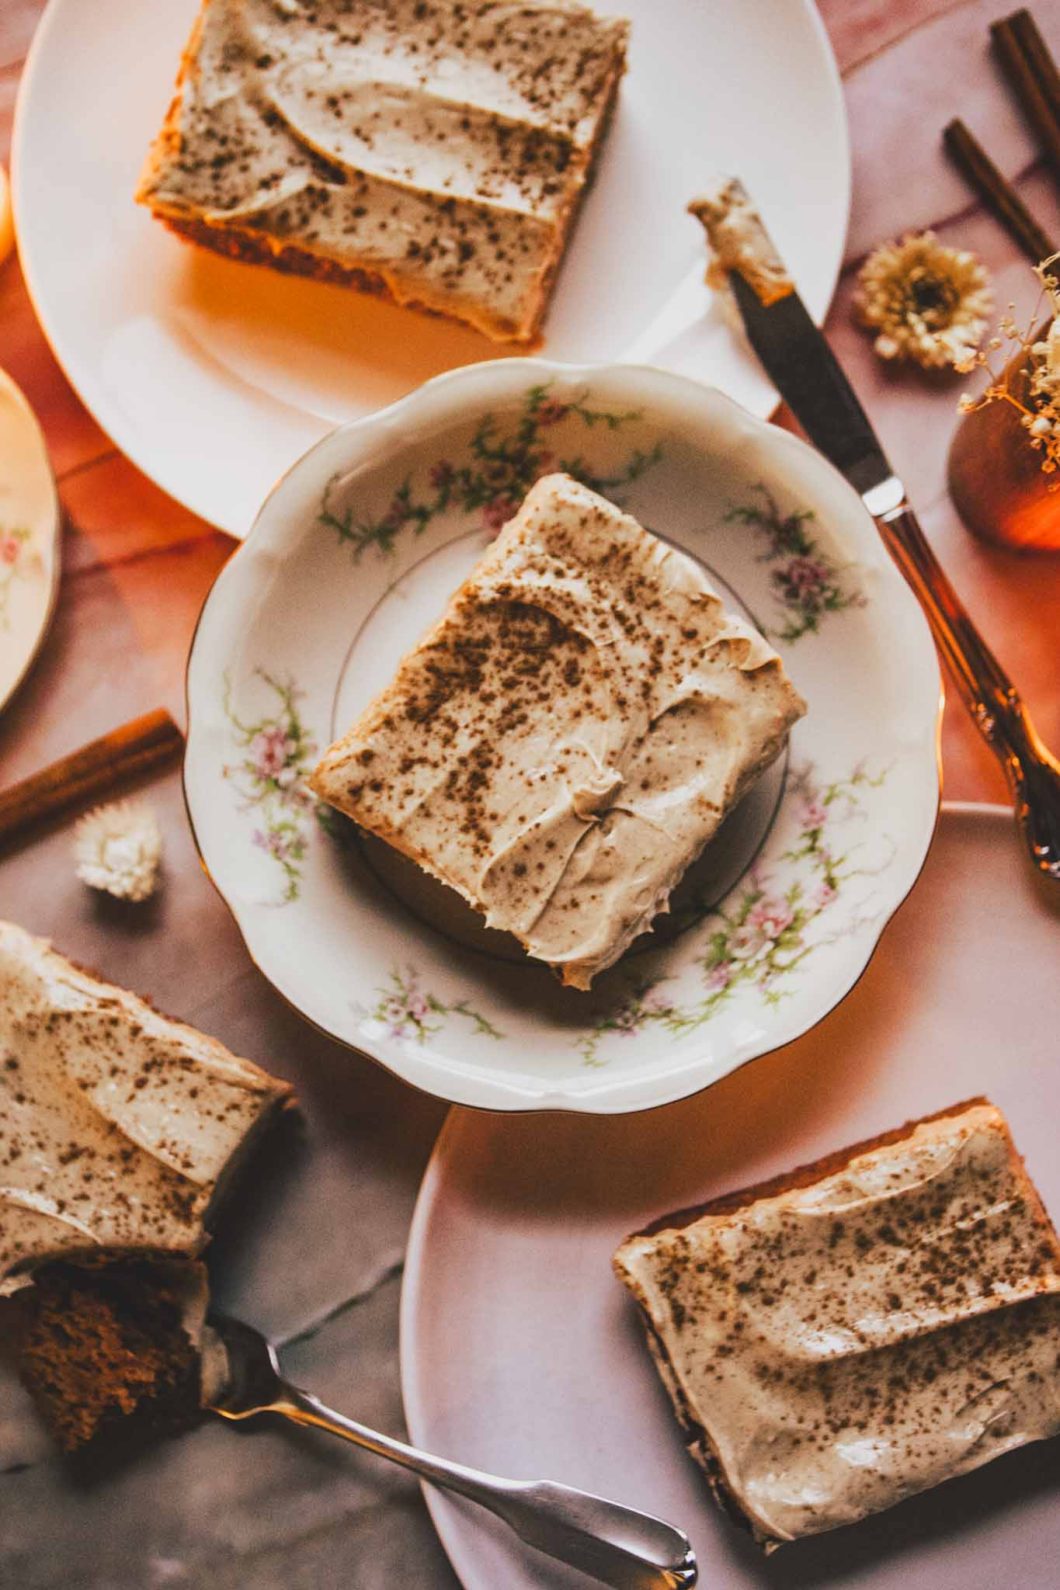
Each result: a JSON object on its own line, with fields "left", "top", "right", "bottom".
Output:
{"left": 184, "top": 359, "right": 940, "bottom": 1112}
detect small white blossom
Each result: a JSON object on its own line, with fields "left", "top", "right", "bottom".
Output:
{"left": 73, "top": 800, "right": 162, "bottom": 902}
{"left": 1043, "top": 317, "right": 1060, "bottom": 375}
{"left": 955, "top": 252, "right": 1060, "bottom": 486}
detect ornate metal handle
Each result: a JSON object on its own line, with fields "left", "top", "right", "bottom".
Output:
{"left": 278, "top": 1383, "right": 698, "bottom": 1589}
{"left": 875, "top": 500, "right": 1060, "bottom": 880}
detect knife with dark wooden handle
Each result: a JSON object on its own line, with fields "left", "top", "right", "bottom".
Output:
{"left": 695, "top": 180, "right": 1060, "bottom": 881}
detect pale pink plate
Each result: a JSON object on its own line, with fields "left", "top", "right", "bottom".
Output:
{"left": 401, "top": 805, "right": 1060, "bottom": 1590}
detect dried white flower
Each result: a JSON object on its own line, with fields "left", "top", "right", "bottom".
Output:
{"left": 957, "top": 253, "right": 1060, "bottom": 482}
{"left": 855, "top": 232, "right": 992, "bottom": 369}
{"left": 73, "top": 800, "right": 162, "bottom": 902}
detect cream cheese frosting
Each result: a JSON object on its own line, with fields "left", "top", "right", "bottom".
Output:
{"left": 614, "top": 1102, "right": 1060, "bottom": 1547}
{"left": 137, "top": 0, "right": 629, "bottom": 341}
{"left": 688, "top": 178, "right": 793, "bottom": 309}
{"left": 0, "top": 921, "right": 291, "bottom": 1295}
{"left": 310, "top": 472, "right": 805, "bottom": 988}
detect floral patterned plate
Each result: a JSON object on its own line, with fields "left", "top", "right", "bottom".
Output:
{"left": 184, "top": 360, "right": 940, "bottom": 1113}
{"left": 0, "top": 366, "right": 60, "bottom": 715}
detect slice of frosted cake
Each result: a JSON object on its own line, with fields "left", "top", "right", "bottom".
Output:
{"left": 0, "top": 920, "right": 292, "bottom": 1450}
{"left": 614, "top": 1100, "right": 1060, "bottom": 1549}
{"left": 310, "top": 472, "right": 806, "bottom": 989}
{"left": 136, "top": 0, "right": 630, "bottom": 344}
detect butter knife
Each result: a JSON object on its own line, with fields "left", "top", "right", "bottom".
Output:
{"left": 692, "top": 181, "right": 1060, "bottom": 881}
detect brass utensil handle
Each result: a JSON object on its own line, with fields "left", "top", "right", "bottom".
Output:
{"left": 276, "top": 1383, "right": 697, "bottom": 1589}
{"left": 876, "top": 501, "right": 1060, "bottom": 879}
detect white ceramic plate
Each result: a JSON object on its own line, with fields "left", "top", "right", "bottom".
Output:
{"left": 184, "top": 359, "right": 940, "bottom": 1113}
{"left": 400, "top": 804, "right": 1060, "bottom": 1590}
{"left": 0, "top": 366, "right": 60, "bottom": 714}
{"left": 12, "top": 0, "right": 849, "bottom": 537}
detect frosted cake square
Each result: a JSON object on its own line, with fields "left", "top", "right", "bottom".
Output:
{"left": 0, "top": 920, "right": 292, "bottom": 1450}
{"left": 614, "top": 1099, "right": 1060, "bottom": 1549}
{"left": 310, "top": 472, "right": 806, "bottom": 989}
{"left": 136, "top": 0, "right": 629, "bottom": 344}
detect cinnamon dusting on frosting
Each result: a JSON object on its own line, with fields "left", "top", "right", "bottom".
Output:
{"left": 614, "top": 1101, "right": 1060, "bottom": 1547}
{"left": 0, "top": 922, "right": 291, "bottom": 1294}
{"left": 137, "top": 0, "right": 629, "bottom": 342}
{"left": 310, "top": 472, "right": 805, "bottom": 988}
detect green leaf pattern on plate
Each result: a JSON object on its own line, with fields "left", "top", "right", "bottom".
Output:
{"left": 221, "top": 669, "right": 321, "bottom": 903}
{"left": 726, "top": 485, "right": 866, "bottom": 642}
{"left": 362, "top": 966, "right": 504, "bottom": 1043}
{"left": 319, "top": 383, "right": 663, "bottom": 560}
{"left": 577, "top": 763, "right": 890, "bottom": 1064}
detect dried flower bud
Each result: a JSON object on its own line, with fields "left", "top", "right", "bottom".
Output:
{"left": 955, "top": 251, "right": 1060, "bottom": 487}
{"left": 73, "top": 800, "right": 162, "bottom": 902}
{"left": 855, "top": 232, "right": 992, "bottom": 369}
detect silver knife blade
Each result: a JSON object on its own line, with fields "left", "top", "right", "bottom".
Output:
{"left": 728, "top": 268, "right": 896, "bottom": 503}
{"left": 703, "top": 185, "right": 1060, "bottom": 882}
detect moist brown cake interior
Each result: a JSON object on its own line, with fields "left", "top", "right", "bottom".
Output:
{"left": 17, "top": 1257, "right": 206, "bottom": 1454}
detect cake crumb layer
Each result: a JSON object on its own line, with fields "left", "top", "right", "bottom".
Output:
{"left": 17, "top": 1257, "right": 208, "bottom": 1453}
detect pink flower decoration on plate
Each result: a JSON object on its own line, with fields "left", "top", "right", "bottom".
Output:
{"left": 801, "top": 798, "right": 828, "bottom": 829}
{"left": 777, "top": 556, "right": 829, "bottom": 596}
{"left": 482, "top": 498, "right": 517, "bottom": 531}
{"left": 537, "top": 400, "right": 569, "bottom": 426}
{"left": 251, "top": 725, "right": 293, "bottom": 779}
{"left": 747, "top": 897, "right": 795, "bottom": 937}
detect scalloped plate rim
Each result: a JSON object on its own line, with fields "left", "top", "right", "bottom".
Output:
{"left": 183, "top": 356, "right": 942, "bottom": 1115}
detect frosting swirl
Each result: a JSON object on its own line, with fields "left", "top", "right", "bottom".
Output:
{"left": 311, "top": 473, "right": 805, "bottom": 987}
{"left": 0, "top": 922, "right": 290, "bottom": 1294}
{"left": 137, "top": 0, "right": 629, "bottom": 340}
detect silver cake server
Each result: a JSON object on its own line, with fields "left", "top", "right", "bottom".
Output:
{"left": 691, "top": 179, "right": 1060, "bottom": 883}
{"left": 202, "top": 1313, "right": 698, "bottom": 1589}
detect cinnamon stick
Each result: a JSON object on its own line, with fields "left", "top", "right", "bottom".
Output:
{"left": 991, "top": 9, "right": 1060, "bottom": 191}
{"left": 943, "top": 117, "right": 1057, "bottom": 262}
{"left": 0, "top": 709, "right": 184, "bottom": 851}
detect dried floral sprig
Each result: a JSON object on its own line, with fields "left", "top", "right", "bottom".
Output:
{"left": 73, "top": 799, "right": 162, "bottom": 901}
{"left": 855, "top": 232, "right": 992, "bottom": 368}
{"left": 955, "top": 252, "right": 1060, "bottom": 483}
